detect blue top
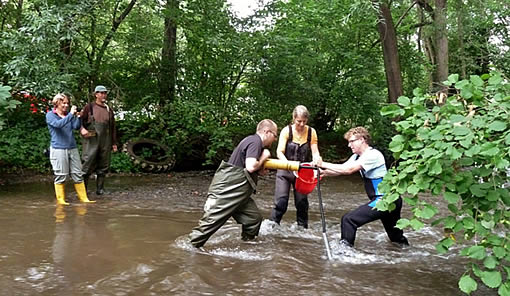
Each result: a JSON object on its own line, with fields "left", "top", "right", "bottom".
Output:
{"left": 345, "top": 147, "right": 387, "bottom": 208}
{"left": 46, "top": 109, "right": 81, "bottom": 149}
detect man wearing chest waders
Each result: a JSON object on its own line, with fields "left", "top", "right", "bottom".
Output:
{"left": 189, "top": 119, "right": 278, "bottom": 248}
{"left": 80, "top": 85, "right": 118, "bottom": 195}
{"left": 269, "top": 105, "right": 322, "bottom": 229}
{"left": 320, "top": 127, "right": 409, "bottom": 248}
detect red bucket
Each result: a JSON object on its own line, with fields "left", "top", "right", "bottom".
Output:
{"left": 294, "top": 163, "right": 320, "bottom": 194}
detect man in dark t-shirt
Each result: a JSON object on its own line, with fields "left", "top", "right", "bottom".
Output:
{"left": 189, "top": 119, "right": 278, "bottom": 248}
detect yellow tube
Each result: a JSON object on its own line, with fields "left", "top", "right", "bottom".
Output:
{"left": 264, "top": 159, "right": 300, "bottom": 171}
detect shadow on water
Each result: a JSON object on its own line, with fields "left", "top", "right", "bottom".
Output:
{"left": 0, "top": 172, "right": 495, "bottom": 295}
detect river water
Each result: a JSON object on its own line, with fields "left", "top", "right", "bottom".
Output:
{"left": 0, "top": 172, "right": 495, "bottom": 295}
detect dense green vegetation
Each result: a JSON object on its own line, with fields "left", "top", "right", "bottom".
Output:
{"left": 0, "top": 0, "right": 508, "bottom": 294}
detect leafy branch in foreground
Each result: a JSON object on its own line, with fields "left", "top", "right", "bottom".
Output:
{"left": 378, "top": 72, "right": 510, "bottom": 295}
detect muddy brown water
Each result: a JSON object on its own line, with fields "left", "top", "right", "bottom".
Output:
{"left": 0, "top": 172, "right": 495, "bottom": 295}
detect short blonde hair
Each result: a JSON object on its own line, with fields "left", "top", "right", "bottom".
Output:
{"left": 52, "top": 93, "right": 69, "bottom": 105}
{"left": 344, "top": 127, "right": 371, "bottom": 144}
{"left": 257, "top": 119, "right": 277, "bottom": 133}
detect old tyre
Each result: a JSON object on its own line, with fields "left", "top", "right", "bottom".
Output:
{"left": 123, "top": 138, "right": 175, "bottom": 172}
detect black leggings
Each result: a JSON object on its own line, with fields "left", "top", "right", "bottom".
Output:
{"left": 341, "top": 197, "right": 407, "bottom": 246}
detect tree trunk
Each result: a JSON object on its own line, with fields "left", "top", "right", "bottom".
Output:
{"left": 433, "top": 0, "right": 448, "bottom": 92}
{"left": 375, "top": 2, "right": 403, "bottom": 103}
{"left": 160, "top": 0, "right": 178, "bottom": 107}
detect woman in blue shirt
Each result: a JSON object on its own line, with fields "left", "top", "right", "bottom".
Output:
{"left": 46, "top": 93, "right": 95, "bottom": 205}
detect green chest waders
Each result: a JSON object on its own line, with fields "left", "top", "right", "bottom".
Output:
{"left": 82, "top": 109, "right": 112, "bottom": 193}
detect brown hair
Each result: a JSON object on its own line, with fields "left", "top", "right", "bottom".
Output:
{"left": 344, "top": 127, "right": 371, "bottom": 144}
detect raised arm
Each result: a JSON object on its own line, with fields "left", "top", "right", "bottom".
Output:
{"left": 246, "top": 149, "right": 271, "bottom": 173}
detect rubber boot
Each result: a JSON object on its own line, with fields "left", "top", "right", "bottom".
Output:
{"left": 96, "top": 175, "right": 106, "bottom": 195}
{"left": 74, "top": 182, "right": 96, "bottom": 203}
{"left": 54, "top": 183, "right": 69, "bottom": 205}
{"left": 54, "top": 204, "right": 66, "bottom": 223}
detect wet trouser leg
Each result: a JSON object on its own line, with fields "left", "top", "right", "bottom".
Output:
{"left": 51, "top": 148, "right": 84, "bottom": 184}
{"left": 95, "top": 123, "right": 112, "bottom": 194}
{"left": 270, "top": 170, "right": 292, "bottom": 224}
{"left": 294, "top": 190, "right": 309, "bottom": 228}
{"left": 232, "top": 197, "right": 263, "bottom": 240}
{"left": 82, "top": 136, "right": 99, "bottom": 178}
{"left": 69, "top": 148, "right": 84, "bottom": 183}
{"left": 381, "top": 198, "right": 408, "bottom": 245}
{"left": 341, "top": 197, "right": 407, "bottom": 246}
{"left": 190, "top": 191, "right": 255, "bottom": 248}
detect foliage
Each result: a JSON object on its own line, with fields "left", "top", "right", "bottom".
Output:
{"left": 0, "top": 84, "right": 21, "bottom": 130}
{"left": 1, "top": 2, "right": 90, "bottom": 97}
{"left": 379, "top": 72, "right": 510, "bottom": 295}
{"left": 110, "top": 152, "right": 140, "bottom": 173}
{"left": 0, "top": 119, "right": 51, "bottom": 173}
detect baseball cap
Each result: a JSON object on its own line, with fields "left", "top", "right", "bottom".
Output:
{"left": 94, "top": 85, "right": 108, "bottom": 93}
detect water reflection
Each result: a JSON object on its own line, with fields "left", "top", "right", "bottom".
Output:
{"left": 0, "top": 173, "right": 495, "bottom": 295}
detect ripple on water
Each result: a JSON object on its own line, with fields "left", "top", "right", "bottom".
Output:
{"left": 173, "top": 234, "right": 272, "bottom": 261}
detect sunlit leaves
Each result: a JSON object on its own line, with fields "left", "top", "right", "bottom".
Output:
{"left": 459, "top": 275, "right": 478, "bottom": 294}
{"left": 381, "top": 72, "right": 510, "bottom": 295}
{"left": 480, "top": 271, "right": 502, "bottom": 289}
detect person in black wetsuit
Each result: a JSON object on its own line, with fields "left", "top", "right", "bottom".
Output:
{"left": 269, "top": 105, "right": 322, "bottom": 229}
{"left": 320, "top": 127, "right": 409, "bottom": 247}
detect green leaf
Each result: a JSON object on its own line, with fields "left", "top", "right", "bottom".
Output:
{"left": 481, "top": 220, "right": 495, "bottom": 230}
{"left": 410, "top": 218, "right": 424, "bottom": 230}
{"left": 397, "top": 96, "right": 411, "bottom": 107}
{"left": 498, "top": 283, "right": 510, "bottom": 296}
{"left": 423, "top": 148, "right": 438, "bottom": 158}
{"left": 470, "top": 75, "right": 484, "bottom": 87}
{"left": 493, "top": 247, "right": 506, "bottom": 259}
{"left": 443, "top": 216, "right": 457, "bottom": 228}
{"left": 459, "top": 275, "right": 477, "bottom": 294}
{"left": 396, "top": 218, "right": 410, "bottom": 229}
{"left": 417, "top": 205, "right": 437, "bottom": 219}
{"left": 470, "top": 184, "right": 487, "bottom": 197}
{"left": 452, "top": 126, "right": 471, "bottom": 136}
{"left": 407, "top": 184, "right": 420, "bottom": 195}
{"left": 480, "top": 271, "right": 502, "bottom": 288}
{"left": 483, "top": 256, "right": 498, "bottom": 269}
{"left": 429, "top": 160, "right": 443, "bottom": 175}
{"left": 380, "top": 104, "right": 403, "bottom": 117}
{"left": 479, "top": 145, "right": 500, "bottom": 156}
{"left": 488, "top": 121, "right": 507, "bottom": 132}
{"left": 448, "top": 74, "right": 459, "bottom": 84}
{"left": 466, "top": 245, "right": 486, "bottom": 260}
{"left": 465, "top": 145, "right": 481, "bottom": 157}
{"left": 389, "top": 136, "right": 405, "bottom": 153}
{"left": 488, "top": 74, "right": 502, "bottom": 85}
{"left": 444, "top": 192, "right": 460, "bottom": 204}
{"left": 462, "top": 217, "right": 475, "bottom": 229}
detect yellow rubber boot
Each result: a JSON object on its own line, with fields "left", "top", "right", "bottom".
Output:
{"left": 74, "top": 182, "right": 96, "bottom": 203}
{"left": 54, "top": 204, "right": 66, "bottom": 222}
{"left": 54, "top": 183, "right": 69, "bottom": 205}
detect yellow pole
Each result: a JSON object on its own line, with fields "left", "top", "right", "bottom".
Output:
{"left": 263, "top": 159, "right": 300, "bottom": 171}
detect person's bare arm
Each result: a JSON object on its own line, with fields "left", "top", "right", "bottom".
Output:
{"left": 320, "top": 161, "right": 362, "bottom": 176}
{"left": 246, "top": 149, "right": 271, "bottom": 173}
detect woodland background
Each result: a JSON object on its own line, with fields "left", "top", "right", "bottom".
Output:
{"left": 1, "top": 1, "right": 509, "bottom": 294}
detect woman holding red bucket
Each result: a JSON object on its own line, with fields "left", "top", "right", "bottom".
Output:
{"left": 269, "top": 105, "right": 322, "bottom": 229}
